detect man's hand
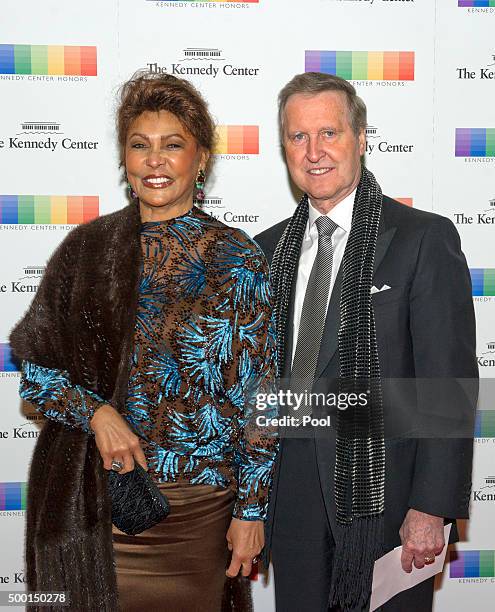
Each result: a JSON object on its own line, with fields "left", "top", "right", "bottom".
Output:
{"left": 225, "top": 518, "right": 264, "bottom": 578}
{"left": 90, "top": 404, "right": 147, "bottom": 474}
{"left": 399, "top": 508, "right": 445, "bottom": 572}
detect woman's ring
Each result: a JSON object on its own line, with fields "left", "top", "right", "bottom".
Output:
{"left": 424, "top": 555, "right": 435, "bottom": 564}
{"left": 111, "top": 460, "right": 124, "bottom": 472}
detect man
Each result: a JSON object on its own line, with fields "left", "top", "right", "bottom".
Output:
{"left": 255, "top": 73, "right": 477, "bottom": 612}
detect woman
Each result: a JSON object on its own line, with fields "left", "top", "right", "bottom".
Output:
{"left": 10, "top": 72, "right": 278, "bottom": 611}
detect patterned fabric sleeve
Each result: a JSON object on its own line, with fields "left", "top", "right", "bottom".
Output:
{"left": 217, "top": 231, "right": 279, "bottom": 521}
{"left": 19, "top": 360, "right": 106, "bottom": 433}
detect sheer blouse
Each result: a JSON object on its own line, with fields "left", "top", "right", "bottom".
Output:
{"left": 20, "top": 206, "right": 278, "bottom": 520}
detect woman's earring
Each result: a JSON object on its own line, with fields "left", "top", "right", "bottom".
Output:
{"left": 195, "top": 169, "right": 206, "bottom": 201}
{"left": 124, "top": 172, "right": 138, "bottom": 200}
{"left": 127, "top": 182, "right": 138, "bottom": 200}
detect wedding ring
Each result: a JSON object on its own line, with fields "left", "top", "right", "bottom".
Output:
{"left": 424, "top": 555, "right": 435, "bottom": 564}
{"left": 111, "top": 460, "right": 124, "bottom": 472}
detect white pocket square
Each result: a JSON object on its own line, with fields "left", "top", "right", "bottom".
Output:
{"left": 371, "top": 284, "right": 391, "bottom": 295}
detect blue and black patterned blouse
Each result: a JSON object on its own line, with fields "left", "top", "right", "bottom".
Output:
{"left": 19, "top": 206, "right": 278, "bottom": 520}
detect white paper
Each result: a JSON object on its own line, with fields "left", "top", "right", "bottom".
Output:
{"left": 370, "top": 524, "right": 452, "bottom": 611}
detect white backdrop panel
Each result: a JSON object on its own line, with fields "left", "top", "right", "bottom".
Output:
{"left": 0, "top": 1, "right": 493, "bottom": 610}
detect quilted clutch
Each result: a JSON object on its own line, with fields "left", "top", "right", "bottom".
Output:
{"left": 107, "top": 463, "right": 170, "bottom": 535}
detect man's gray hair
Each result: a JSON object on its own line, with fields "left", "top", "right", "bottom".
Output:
{"left": 278, "top": 72, "right": 367, "bottom": 138}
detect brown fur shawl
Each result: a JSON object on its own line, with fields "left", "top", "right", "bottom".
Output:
{"left": 10, "top": 203, "right": 253, "bottom": 612}
{"left": 10, "top": 203, "right": 142, "bottom": 611}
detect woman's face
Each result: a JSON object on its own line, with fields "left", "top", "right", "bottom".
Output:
{"left": 125, "top": 110, "right": 208, "bottom": 220}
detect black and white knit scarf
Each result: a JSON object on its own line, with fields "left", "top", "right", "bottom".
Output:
{"left": 271, "top": 166, "right": 385, "bottom": 611}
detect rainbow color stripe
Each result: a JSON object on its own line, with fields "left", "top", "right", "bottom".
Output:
{"left": 470, "top": 269, "right": 495, "bottom": 296}
{"left": 450, "top": 551, "right": 495, "bottom": 578}
{"left": 160, "top": 0, "right": 258, "bottom": 3}
{"left": 475, "top": 411, "right": 495, "bottom": 437}
{"left": 0, "top": 195, "right": 99, "bottom": 224}
{"left": 459, "top": 1, "right": 495, "bottom": 6}
{"left": 395, "top": 198, "right": 413, "bottom": 207}
{"left": 0, "top": 343, "right": 18, "bottom": 372}
{"left": 0, "top": 45, "right": 97, "bottom": 76}
{"left": 215, "top": 126, "right": 259, "bottom": 154}
{"left": 305, "top": 51, "right": 415, "bottom": 81}
{"left": 456, "top": 129, "right": 495, "bottom": 157}
{"left": 0, "top": 483, "right": 27, "bottom": 511}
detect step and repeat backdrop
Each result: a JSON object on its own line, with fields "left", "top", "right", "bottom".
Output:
{"left": 0, "top": 1, "right": 494, "bottom": 610}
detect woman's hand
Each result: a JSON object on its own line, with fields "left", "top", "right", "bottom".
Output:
{"left": 90, "top": 404, "right": 147, "bottom": 474}
{"left": 225, "top": 518, "right": 264, "bottom": 578}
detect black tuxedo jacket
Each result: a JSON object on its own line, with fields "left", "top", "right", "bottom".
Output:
{"left": 255, "top": 195, "right": 477, "bottom": 555}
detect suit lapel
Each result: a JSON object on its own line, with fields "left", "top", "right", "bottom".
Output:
{"left": 373, "top": 227, "right": 397, "bottom": 279}
{"left": 313, "top": 214, "right": 397, "bottom": 381}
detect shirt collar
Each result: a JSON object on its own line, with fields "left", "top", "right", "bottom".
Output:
{"left": 307, "top": 188, "right": 356, "bottom": 234}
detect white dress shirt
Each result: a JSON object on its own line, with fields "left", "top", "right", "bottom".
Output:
{"left": 291, "top": 190, "right": 356, "bottom": 366}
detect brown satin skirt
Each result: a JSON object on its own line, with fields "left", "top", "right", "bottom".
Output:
{"left": 112, "top": 482, "right": 235, "bottom": 612}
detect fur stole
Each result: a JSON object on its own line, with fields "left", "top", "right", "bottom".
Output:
{"left": 10, "top": 202, "right": 253, "bottom": 612}
{"left": 10, "top": 203, "right": 142, "bottom": 611}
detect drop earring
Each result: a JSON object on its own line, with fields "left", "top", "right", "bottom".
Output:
{"left": 125, "top": 172, "right": 138, "bottom": 200}
{"left": 195, "top": 169, "right": 206, "bottom": 201}
{"left": 127, "top": 182, "right": 138, "bottom": 200}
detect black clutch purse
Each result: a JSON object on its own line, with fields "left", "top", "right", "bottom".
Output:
{"left": 107, "top": 463, "right": 170, "bottom": 535}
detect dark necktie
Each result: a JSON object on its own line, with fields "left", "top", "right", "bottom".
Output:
{"left": 290, "top": 215, "right": 338, "bottom": 419}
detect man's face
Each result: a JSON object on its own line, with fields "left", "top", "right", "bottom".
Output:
{"left": 282, "top": 91, "right": 365, "bottom": 211}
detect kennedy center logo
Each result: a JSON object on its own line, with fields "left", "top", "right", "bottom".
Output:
{"left": 0, "top": 344, "right": 18, "bottom": 372}
{"left": 456, "top": 129, "right": 495, "bottom": 161}
{"left": 0, "top": 265, "right": 44, "bottom": 296}
{"left": 324, "top": 0, "right": 416, "bottom": 5}
{"left": 459, "top": 0, "right": 495, "bottom": 7}
{"left": 470, "top": 269, "right": 495, "bottom": 296}
{"left": 0, "top": 44, "right": 97, "bottom": 82}
{"left": 163, "top": 0, "right": 258, "bottom": 1}
{"left": 199, "top": 196, "right": 261, "bottom": 225}
{"left": 395, "top": 198, "right": 413, "bottom": 207}
{"left": 454, "top": 198, "right": 495, "bottom": 226}
{"left": 146, "top": 0, "right": 258, "bottom": 10}
{"left": 147, "top": 47, "right": 260, "bottom": 79}
{"left": 214, "top": 126, "right": 259, "bottom": 159}
{"left": 0, "top": 483, "right": 27, "bottom": 512}
{"left": 472, "top": 476, "right": 495, "bottom": 503}
{"left": 478, "top": 342, "right": 495, "bottom": 368}
{"left": 449, "top": 551, "right": 495, "bottom": 579}
{"left": 305, "top": 51, "right": 414, "bottom": 87}
{"left": 0, "top": 121, "right": 99, "bottom": 153}
{"left": 475, "top": 410, "right": 495, "bottom": 438}
{"left": 200, "top": 196, "right": 225, "bottom": 211}
{"left": 457, "top": 53, "right": 495, "bottom": 81}
{"left": 0, "top": 195, "right": 99, "bottom": 226}
{"left": 364, "top": 125, "right": 414, "bottom": 155}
